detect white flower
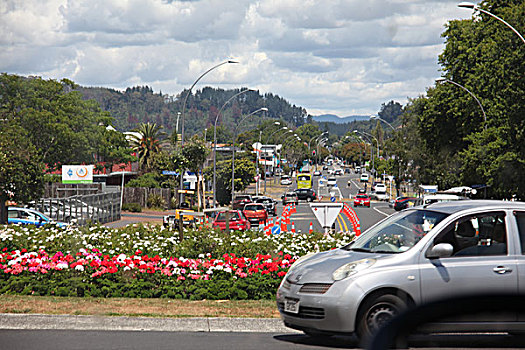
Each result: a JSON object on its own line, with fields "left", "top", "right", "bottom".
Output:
{"left": 75, "top": 265, "right": 85, "bottom": 272}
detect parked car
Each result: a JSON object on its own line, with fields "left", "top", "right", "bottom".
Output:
{"left": 360, "top": 173, "right": 369, "bottom": 183}
{"left": 322, "top": 165, "right": 328, "bottom": 170}
{"left": 393, "top": 196, "right": 417, "bottom": 211}
{"left": 243, "top": 203, "right": 268, "bottom": 226}
{"left": 353, "top": 194, "right": 371, "bottom": 207}
{"left": 212, "top": 210, "right": 250, "bottom": 231}
{"left": 334, "top": 169, "right": 343, "bottom": 176}
{"left": 277, "top": 200, "right": 525, "bottom": 343}
{"left": 294, "top": 188, "right": 317, "bottom": 202}
{"left": 232, "top": 195, "right": 253, "bottom": 210}
{"left": 313, "top": 170, "right": 322, "bottom": 176}
{"left": 282, "top": 192, "right": 299, "bottom": 206}
{"left": 7, "top": 207, "right": 68, "bottom": 228}
{"left": 355, "top": 166, "right": 361, "bottom": 174}
{"left": 327, "top": 177, "right": 337, "bottom": 187}
{"left": 254, "top": 196, "right": 277, "bottom": 216}
{"left": 280, "top": 175, "right": 292, "bottom": 186}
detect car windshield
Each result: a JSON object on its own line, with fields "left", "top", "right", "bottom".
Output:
{"left": 245, "top": 204, "right": 264, "bottom": 211}
{"left": 298, "top": 175, "right": 309, "bottom": 181}
{"left": 235, "top": 196, "right": 250, "bottom": 201}
{"left": 343, "top": 209, "right": 449, "bottom": 254}
{"left": 285, "top": 193, "right": 296, "bottom": 197}
{"left": 216, "top": 212, "right": 240, "bottom": 221}
{"left": 356, "top": 195, "right": 368, "bottom": 199}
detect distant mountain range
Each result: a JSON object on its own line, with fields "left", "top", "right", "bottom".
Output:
{"left": 313, "top": 114, "right": 370, "bottom": 124}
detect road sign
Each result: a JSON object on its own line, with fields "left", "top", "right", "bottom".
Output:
{"left": 162, "top": 170, "right": 179, "bottom": 175}
{"left": 310, "top": 203, "right": 343, "bottom": 234}
{"left": 330, "top": 196, "right": 336, "bottom": 202}
{"left": 271, "top": 225, "right": 281, "bottom": 235}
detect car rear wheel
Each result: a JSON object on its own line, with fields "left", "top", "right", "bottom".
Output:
{"left": 357, "top": 294, "right": 407, "bottom": 344}
{"left": 307, "top": 197, "right": 313, "bottom": 202}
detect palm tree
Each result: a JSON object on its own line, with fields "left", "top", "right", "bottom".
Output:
{"left": 129, "top": 123, "right": 164, "bottom": 172}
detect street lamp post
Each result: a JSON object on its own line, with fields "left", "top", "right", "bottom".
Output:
{"left": 370, "top": 115, "right": 395, "bottom": 131}
{"left": 230, "top": 108, "right": 268, "bottom": 203}
{"left": 213, "top": 88, "right": 255, "bottom": 207}
{"left": 261, "top": 122, "right": 285, "bottom": 194}
{"left": 354, "top": 130, "right": 379, "bottom": 177}
{"left": 179, "top": 60, "right": 238, "bottom": 207}
{"left": 435, "top": 78, "right": 487, "bottom": 130}
{"left": 458, "top": 2, "right": 525, "bottom": 45}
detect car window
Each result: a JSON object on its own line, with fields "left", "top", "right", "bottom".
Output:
{"left": 245, "top": 204, "right": 264, "bottom": 211}
{"left": 433, "top": 212, "right": 507, "bottom": 257}
{"left": 346, "top": 209, "right": 449, "bottom": 253}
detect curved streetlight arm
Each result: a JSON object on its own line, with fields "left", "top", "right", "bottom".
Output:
{"left": 436, "top": 78, "right": 487, "bottom": 129}
{"left": 458, "top": 2, "right": 525, "bottom": 45}
{"left": 370, "top": 115, "right": 395, "bottom": 131}
{"left": 308, "top": 131, "right": 328, "bottom": 151}
{"left": 212, "top": 88, "right": 254, "bottom": 207}
{"left": 181, "top": 60, "right": 238, "bottom": 146}
{"left": 231, "top": 107, "right": 268, "bottom": 203}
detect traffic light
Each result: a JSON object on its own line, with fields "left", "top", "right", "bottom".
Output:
{"left": 312, "top": 150, "right": 316, "bottom": 156}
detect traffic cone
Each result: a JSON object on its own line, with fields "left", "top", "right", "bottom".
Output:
{"left": 291, "top": 221, "right": 296, "bottom": 234}
{"left": 309, "top": 222, "right": 313, "bottom": 234}
{"left": 281, "top": 219, "right": 287, "bottom": 232}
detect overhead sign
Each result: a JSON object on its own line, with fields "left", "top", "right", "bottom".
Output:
{"left": 62, "top": 165, "right": 93, "bottom": 184}
{"left": 310, "top": 203, "right": 343, "bottom": 229}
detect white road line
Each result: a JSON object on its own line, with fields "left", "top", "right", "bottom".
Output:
{"left": 373, "top": 206, "right": 391, "bottom": 217}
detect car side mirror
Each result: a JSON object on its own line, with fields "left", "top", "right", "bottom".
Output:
{"left": 425, "top": 243, "right": 453, "bottom": 259}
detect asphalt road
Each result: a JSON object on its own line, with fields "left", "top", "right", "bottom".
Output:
{"left": 3, "top": 328, "right": 525, "bottom": 350}
{"left": 274, "top": 167, "right": 395, "bottom": 235}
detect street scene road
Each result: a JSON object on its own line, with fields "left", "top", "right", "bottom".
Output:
{"left": 275, "top": 167, "right": 394, "bottom": 235}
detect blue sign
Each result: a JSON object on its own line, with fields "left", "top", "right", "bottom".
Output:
{"left": 271, "top": 226, "right": 281, "bottom": 235}
{"left": 162, "top": 171, "right": 179, "bottom": 175}
{"left": 330, "top": 196, "right": 336, "bottom": 202}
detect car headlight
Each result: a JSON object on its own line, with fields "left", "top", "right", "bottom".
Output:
{"left": 332, "top": 258, "right": 376, "bottom": 281}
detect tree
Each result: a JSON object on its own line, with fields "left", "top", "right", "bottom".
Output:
{"left": 204, "top": 158, "right": 255, "bottom": 205}
{"left": 0, "top": 124, "right": 44, "bottom": 223}
{"left": 129, "top": 122, "right": 165, "bottom": 172}
{"left": 0, "top": 74, "right": 116, "bottom": 169}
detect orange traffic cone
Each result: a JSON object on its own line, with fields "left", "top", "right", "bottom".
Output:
{"left": 309, "top": 222, "right": 313, "bottom": 234}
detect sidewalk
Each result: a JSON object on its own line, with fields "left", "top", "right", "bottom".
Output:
{"left": 0, "top": 314, "right": 296, "bottom": 333}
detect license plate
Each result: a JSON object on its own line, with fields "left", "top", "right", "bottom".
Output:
{"left": 284, "top": 299, "right": 300, "bottom": 314}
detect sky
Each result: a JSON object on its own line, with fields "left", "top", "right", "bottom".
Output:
{"left": 0, "top": 0, "right": 473, "bottom": 117}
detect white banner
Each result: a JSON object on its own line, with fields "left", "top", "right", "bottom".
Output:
{"left": 62, "top": 165, "right": 94, "bottom": 184}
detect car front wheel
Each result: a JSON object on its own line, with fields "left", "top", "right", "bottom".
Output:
{"left": 357, "top": 294, "right": 407, "bottom": 344}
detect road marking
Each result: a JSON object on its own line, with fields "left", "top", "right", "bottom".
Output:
{"left": 373, "top": 206, "right": 391, "bottom": 217}
{"left": 340, "top": 214, "right": 348, "bottom": 232}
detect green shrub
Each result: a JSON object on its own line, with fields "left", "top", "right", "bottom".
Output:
{"left": 147, "top": 194, "right": 166, "bottom": 209}
{"left": 126, "top": 173, "right": 160, "bottom": 188}
{"left": 122, "top": 203, "right": 142, "bottom": 212}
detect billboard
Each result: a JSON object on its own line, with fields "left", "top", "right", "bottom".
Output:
{"left": 62, "top": 165, "right": 94, "bottom": 184}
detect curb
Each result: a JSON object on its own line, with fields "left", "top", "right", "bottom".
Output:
{"left": 0, "top": 314, "right": 298, "bottom": 333}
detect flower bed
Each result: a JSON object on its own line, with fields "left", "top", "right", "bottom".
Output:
{"left": 0, "top": 224, "right": 354, "bottom": 299}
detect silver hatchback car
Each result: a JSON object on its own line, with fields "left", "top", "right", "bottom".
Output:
{"left": 277, "top": 200, "right": 525, "bottom": 341}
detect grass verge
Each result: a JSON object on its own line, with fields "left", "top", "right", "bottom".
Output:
{"left": 0, "top": 295, "right": 280, "bottom": 318}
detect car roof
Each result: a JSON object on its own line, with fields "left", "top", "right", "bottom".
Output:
{"left": 414, "top": 200, "right": 525, "bottom": 214}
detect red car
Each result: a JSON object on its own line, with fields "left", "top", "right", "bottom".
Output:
{"left": 212, "top": 210, "right": 251, "bottom": 231}
{"left": 232, "top": 195, "right": 252, "bottom": 210}
{"left": 243, "top": 203, "right": 268, "bottom": 226}
{"left": 353, "top": 194, "right": 371, "bottom": 207}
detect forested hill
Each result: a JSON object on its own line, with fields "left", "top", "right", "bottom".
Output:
{"left": 77, "top": 85, "right": 308, "bottom": 135}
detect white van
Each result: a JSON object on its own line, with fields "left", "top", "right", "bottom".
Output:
{"left": 414, "top": 193, "right": 467, "bottom": 206}
{"left": 360, "top": 173, "right": 369, "bottom": 183}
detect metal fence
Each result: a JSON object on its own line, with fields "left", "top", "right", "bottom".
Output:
{"left": 32, "top": 192, "right": 121, "bottom": 225}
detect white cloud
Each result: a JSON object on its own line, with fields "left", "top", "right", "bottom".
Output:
{"left": 0, "top": 0, "right": 472, "bottom": 117}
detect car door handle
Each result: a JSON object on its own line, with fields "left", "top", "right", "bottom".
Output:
{"left": 493, "top": 266, "right": 513, "bottom": 274}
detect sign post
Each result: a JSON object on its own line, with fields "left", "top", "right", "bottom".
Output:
{"left": 310, "top": 203, "right": 343, "bottom": 235}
